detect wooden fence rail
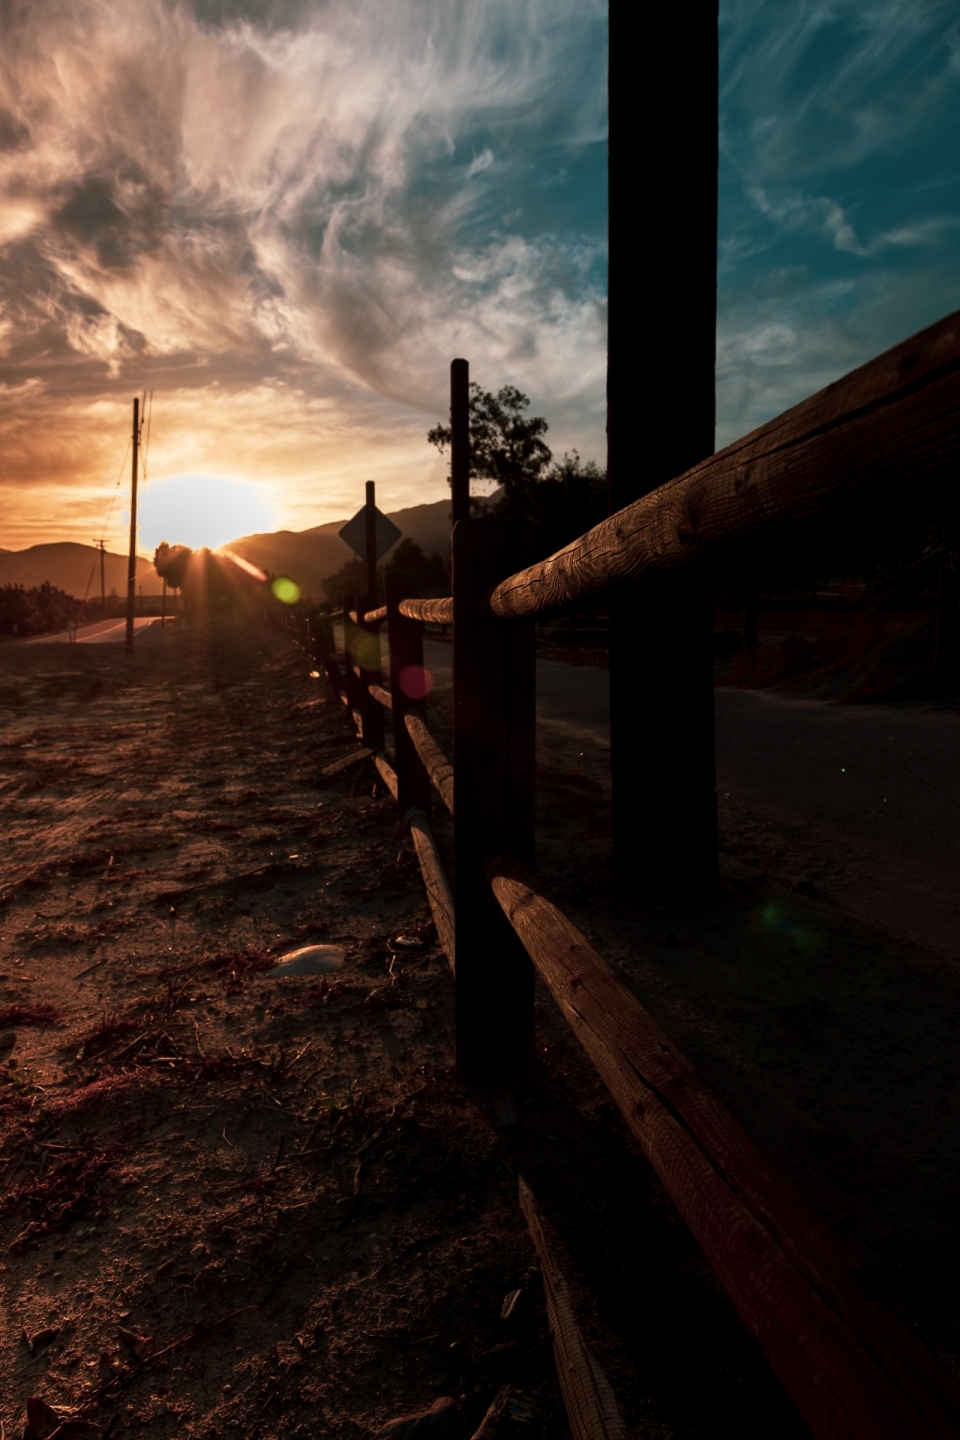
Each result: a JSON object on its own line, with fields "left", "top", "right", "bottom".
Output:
{"left": 279, "top": 308, "right": 960, "bottom": 1438}
{"left": 489, "top": 307, "right": 960, "bottom": 621}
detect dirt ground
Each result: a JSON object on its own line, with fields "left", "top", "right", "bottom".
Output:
{"left": 3, "top": 616, "right": 960, "bottom": 1438}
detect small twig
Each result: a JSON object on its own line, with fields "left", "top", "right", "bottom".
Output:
{"left": 77, "top": 1305, "right": 259, "bottom": 1412}
{"left": 470, "top": 1386, "right": 512, "bottom": 1440}
{"left": 74, "top": 954, "right": 111, "bottom": 979}
{"left": 254, "top": 1390, "right": 277, "bottom": 1421}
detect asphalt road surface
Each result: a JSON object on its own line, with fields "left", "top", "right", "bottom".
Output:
{"left": 26, "top": 616, "right": 162, "bottom": 645}
{"left": 424, "top": 639, "right": 960, "bottom": 961}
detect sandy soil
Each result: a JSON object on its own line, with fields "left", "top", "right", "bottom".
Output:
{"left": 3, "top": 618, "right": 960, "bottom": 1439}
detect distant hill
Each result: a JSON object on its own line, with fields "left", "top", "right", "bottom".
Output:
{"left": 0, "top": 543, "right": 160, "bottom": 598}
{"left": 6, "top": 495, "right": 466, "bottom": 603}
{"left": 224, "top": 496, "right": 455, "bottom": 598}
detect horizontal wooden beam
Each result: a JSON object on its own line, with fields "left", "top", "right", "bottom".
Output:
{"left": 488, "top": 307, "right": 960, "bottom": 620}
{"left": 405, "top": 713, "right": 454, "bottom": 816}
{"left": 518, "top": 1176, "right": 624, "bottom": 1438}
{"left": 399, "top": 597, "right": 454, "bottom": 625}
{"left": 488, "top": 855, "right": 960, "bottom": 1440}
{"left": 373, "top": 752, "right": 398, "bottom": 800}
{"left": 368, "top": 684, "right": 393, "bottom": 711}
{"left": 408, "top": 809, "right": 455, "bottom": 972}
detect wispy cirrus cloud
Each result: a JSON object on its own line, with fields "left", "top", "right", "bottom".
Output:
{"left": 718, "top": 0, "right": 960, "bottom": 443}
{"left": 0, "top": 0, "right": 607, "bottom": 547}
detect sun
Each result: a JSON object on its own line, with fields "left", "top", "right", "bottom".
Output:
{"left": 136, "top": 474, "right": 276, "bottom": 553}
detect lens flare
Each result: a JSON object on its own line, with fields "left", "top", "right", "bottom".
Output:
{"left": 399, "top": 665, "right": 433, "bottom": 700}
{"left": 272, "top": 577, "right": 300, "bottom": 604}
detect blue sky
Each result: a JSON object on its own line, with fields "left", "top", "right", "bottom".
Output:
{"left": 0, "top": 0, "right": 957, "bottom": 548}
{"left": 717, "top": 0, "right": 960, "bottom": 445}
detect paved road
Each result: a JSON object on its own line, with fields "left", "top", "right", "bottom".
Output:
{"left": 26, "top": 616, "right": 161, "bottom": 645}
{"left": 425, "top": 639, "right": 960, "bottom": 959}
{"left": 714, "top": 689, "right": 960, "bottom": 961}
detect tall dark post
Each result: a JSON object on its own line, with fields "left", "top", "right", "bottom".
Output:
{"left": 99, "top": 540, "right": 106, "bottom": 611}
{"left": 161, "top": 578, "right": 167, "bottom": 628}
{"left": 124, "top": 398, "right": 139, "bottom": 655}
{"left": 342, "top": 596, "right": 360, "bottom": 712}
{"left": 935, "top": 565, "right": 958, "bottom": 690}
{"left": 453, "top": 519, "right": 535, "bottom": 1085}
{"left": 450, "top": 359, "right": 470, "bottom": 525}
{"left": 364, "top": 480, "right": 378, "bottom": 602}
{"left": 744, "top": 581, "right": 758, "bottom": 656}
{"left": 357, "top": 595, "right": 385, "bottom": 752}
{"left": 385, "top": 570, "right": 431, "bottom": 814}
{"left": 608, "top": 2, "right": 719, "bottom": 900}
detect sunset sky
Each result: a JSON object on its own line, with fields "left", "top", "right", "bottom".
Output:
{"left": 1, "top": 1, "right": 959, "bottom": 553}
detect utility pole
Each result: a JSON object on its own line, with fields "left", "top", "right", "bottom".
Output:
{"left": 125, "top": 398, "right": 139, "bottom": 654}
{"left": 99, "top": 540, "right": 106, "bottom": 611}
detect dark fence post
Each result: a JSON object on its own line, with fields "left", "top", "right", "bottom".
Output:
{"left": 451, "top": 359, "right": 470, "bottom": 525}
{"left": 608, "top": 0, "right": 718, "bottom": 901}
{"left": 935, "top": 563, "right": 958, "bottom": 690}
{"left": 385, "top": 570, "right": 431, "bottom": 814}
{"left": 342, "top": 595, "right": 361, "bottom": 714}
{"left": 453, "top": 518, "right": 535, "bottom": 1086}
{"left": 357, "top": 597, "right": 385, "bottom": 751}
{"left": 744, "top": 580, "right": 759, "bottom": 656}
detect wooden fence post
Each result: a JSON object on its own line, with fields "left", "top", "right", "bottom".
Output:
{"left": 608, "top": 0, "right": 718, "bottom": 901}
{"left": 451, "top": 359, "right": 470, "bottom": 525}
{"left": 453, "top": 518, "right": 535, "bottom": 1086}
{"left": 385, "top": 570, "right": 431, "bottom": 814}
{"left": 744, "top": 580, "right": 758, "bottom": 656}
{"left": 341, "top": 595, "right": 359, "bottom": 710}
{"left": 935, "top": 564, "right": 957, "bottom": 690}
{"left": 357, "top": 596, "right": 385, "bottom": 751}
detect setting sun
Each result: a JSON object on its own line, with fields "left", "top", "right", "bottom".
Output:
{"left": 136, "top": 474, "right": 276, "bottom": 553}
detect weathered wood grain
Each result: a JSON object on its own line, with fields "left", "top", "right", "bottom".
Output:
{"left": 405, "top": 713, "right": 454, "bottom": 816}
{"left": 489, "top": 856, "right": 960, "bottom": 1440}
{"left": 368, "top": 684, "right": 393, "bottom": 711}
{"left": 373, "top": 752, "right": 398, "bottom": 801}
{"left": 407, "top": 808, "right": 455, "bottom": 972}
{"left": 321, "top": 747, "right": 373, "bottom": 777}
{"left": 399, "top": 596, "right": 454, "bottom": 625}
{"left": 488, "top": 308, "right": 960, "bottom": 620}
{"left": 518, "top": 1176, "right": 624, "bottom": 1440}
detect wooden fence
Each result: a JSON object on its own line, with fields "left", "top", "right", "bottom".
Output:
{"left": 277, "top": 307, "right": 960, "bottom": 1439}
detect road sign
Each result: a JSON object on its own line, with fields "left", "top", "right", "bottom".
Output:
{"left": 338, "top": 505, "right": 402, "bottom": 561}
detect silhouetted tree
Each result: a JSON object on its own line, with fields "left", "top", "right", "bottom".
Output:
{"left": 0, "top": 583, "right": 90, "bottom": 637}
{"left": 381, "top": 538, "right": 449, "bottom": 595}
{"left": 428, "top": 385, "right": 605, "bottom": 554}
{"left": 323, "top": 538, "right": 450, "bottom": 605}
{"left": 428, "top": 383, "right": 552, "bottom": 507}
{"left": 321, "top": 556, "right": 367, "bottom": 606}
{"left": 153, "top": 543, "right": 192, "bottom": 590}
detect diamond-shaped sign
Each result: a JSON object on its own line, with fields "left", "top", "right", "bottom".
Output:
{"left": 338, "top": 505, "right": 402, "bottom": 561}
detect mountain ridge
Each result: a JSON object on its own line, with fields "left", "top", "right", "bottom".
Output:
{"left": 2, "top": 497, "right": 455, "bottom": 598}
